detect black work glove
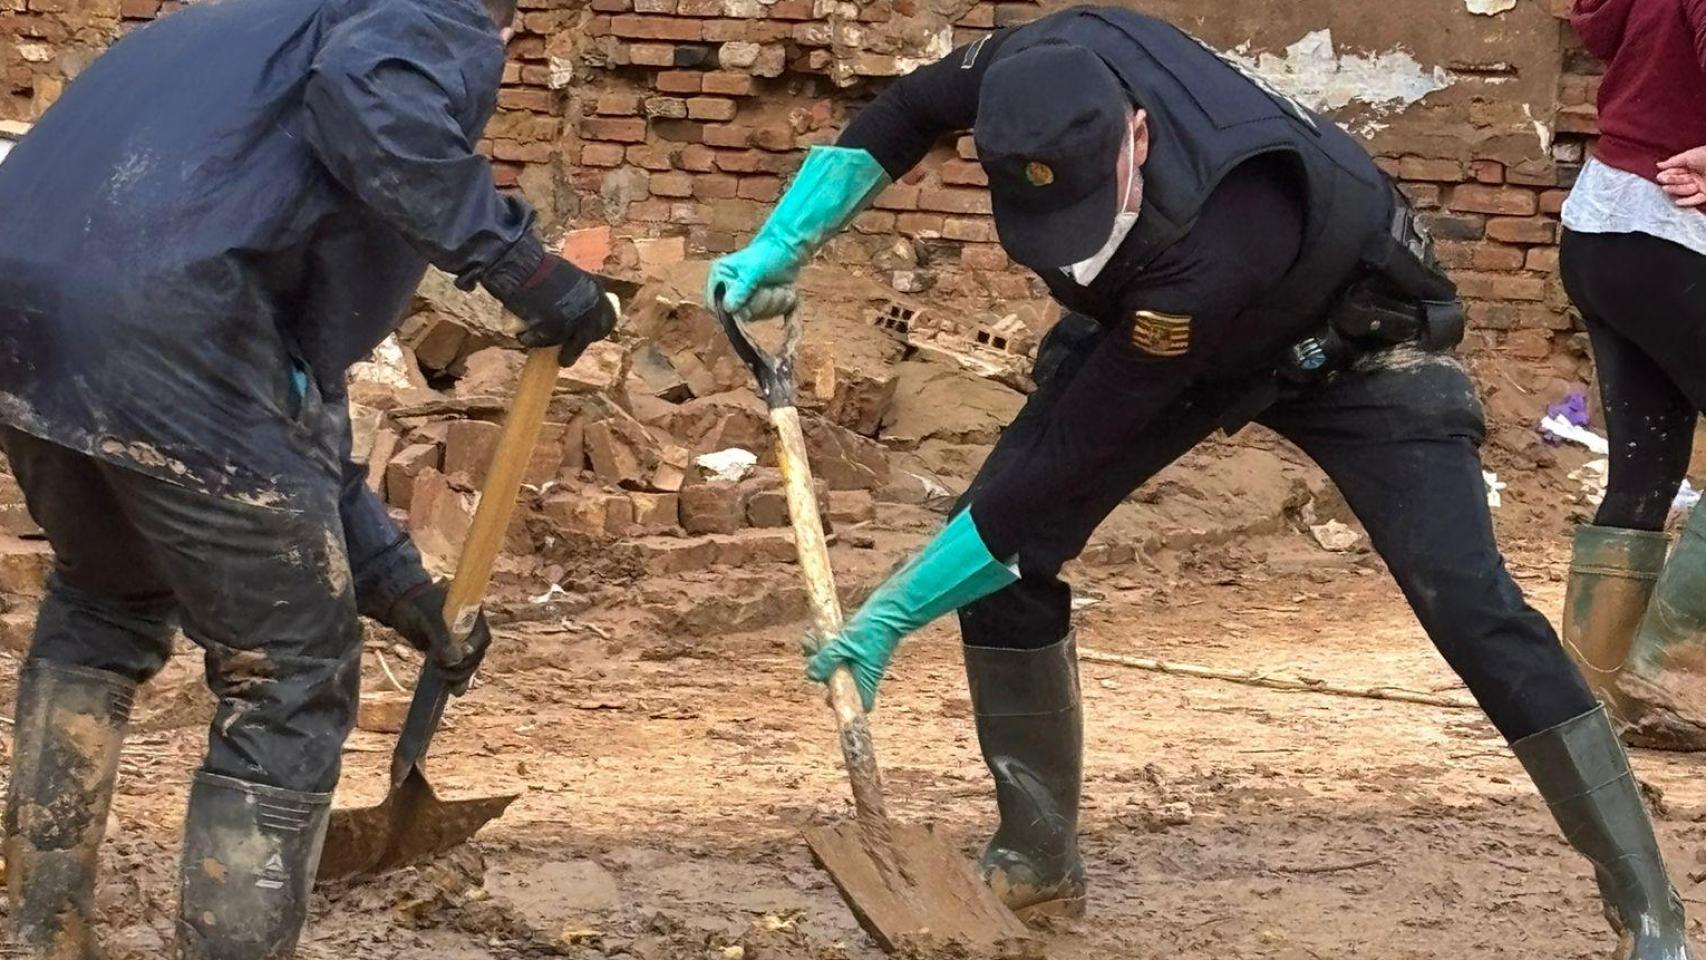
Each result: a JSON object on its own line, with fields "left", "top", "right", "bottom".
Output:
{"left": 383, "top": 581, "right": 492, "bottom": 695}
{"left": 466, "top": 233, "right": 618, "bottom": 367}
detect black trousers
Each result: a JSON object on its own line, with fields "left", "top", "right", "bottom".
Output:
{"left": 1560, "top": 229, "right": 1706, "bottom": 532}
{"left": 956, "top": 316, "right": 1595, "bottom": 742}
{"left": 1, "top": 427, "right": 360, "bottom": 793}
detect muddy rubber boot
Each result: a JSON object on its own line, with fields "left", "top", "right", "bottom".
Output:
{"left": 3, "top": 661, "right": 137, "bottom": 959}
{"left": 1513, "top": 706, "right": 1694, "bottom": 960}
{"left": 175, "top": 773, "right": 331, "bottom": 960}
{"left": 1617, "top": 506, "right": 1706, "bottom": 750}
{"left": 965, "top": 632, "right": 1086, "bottom": 920}
{"left": 1560, "top": 525, "right": 1669, "bottom": 728}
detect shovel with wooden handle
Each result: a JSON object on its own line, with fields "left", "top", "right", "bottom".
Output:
{"left": 320, "top": 249, "right": 619, "bottom": 881}
{"left": 714, "top": 294, "right": 1035, "bottom": 955}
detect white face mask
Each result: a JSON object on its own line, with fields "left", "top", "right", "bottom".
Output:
{"left": 1065, "top": 125, "right": 1140, "bottom": 286}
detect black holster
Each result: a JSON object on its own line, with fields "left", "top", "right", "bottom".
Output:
{"left": 1280, "top": 184, "right": 1465, "bottom": 384}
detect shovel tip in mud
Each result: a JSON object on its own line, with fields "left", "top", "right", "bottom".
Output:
{"left": 318, "top": 766, "right": 519, "bottom": 882}
{"left": 804, "top": 821, "right": 1040, "bottom": 957}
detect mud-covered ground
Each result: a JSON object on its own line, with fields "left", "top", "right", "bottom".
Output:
{"left": 18, "top": 518, "right": 1705, "bottom": 960}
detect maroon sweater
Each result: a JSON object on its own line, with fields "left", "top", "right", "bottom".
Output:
{"left": 1573, "top": 0, "right": 1706, "bottom": 180}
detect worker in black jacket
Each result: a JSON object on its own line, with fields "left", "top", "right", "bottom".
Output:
{"left": 0, "top": 0, "right": 614, "bottom": 953}
{"left": 709, "top": 8, "right": 1692, "bottom": 957}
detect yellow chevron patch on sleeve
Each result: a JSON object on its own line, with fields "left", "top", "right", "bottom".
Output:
{"left": 1130, "top": 310, "right": 1192, "bottom": 358}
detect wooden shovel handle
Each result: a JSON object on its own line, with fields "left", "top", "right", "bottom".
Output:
{"left": 441, "top": 346, "right": 559, "bottom": 646}
{"left": 770, "top": 405, "right": 893, "bottom": 840}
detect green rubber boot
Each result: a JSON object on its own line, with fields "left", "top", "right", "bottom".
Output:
{"left": 1619, "top": 506, "right": 1706, "bottom": 750}
{"left": 3, "top": 661, "right": 136, "bottom": 959}
{"left": 1560, "top": 525, "right": 1669, "bottom": 728}
{"left": 965, "top": 632, "right": 1086, "bottom": 920}
{"left": 1513, "top": 707, "right": 1694, "bottom": 959}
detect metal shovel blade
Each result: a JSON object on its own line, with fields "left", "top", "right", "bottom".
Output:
{"left": 318, "top": 765, "right": 517, "bottom": 881}
{"left": 805, "top": 821, "right": 1036, "bottom": 954}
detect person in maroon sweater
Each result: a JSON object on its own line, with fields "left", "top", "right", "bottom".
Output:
{"left": 1557, "top": 0, "right": 1706, "bottom": 769}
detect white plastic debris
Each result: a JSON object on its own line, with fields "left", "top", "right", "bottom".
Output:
{"left": 1540, "top": 414, "right": 1610, "bottom": 455}
{"left": 1309, "top": 520, "right": 1362, "bottom": 552}
{"left": 530, "top": 583, "right": 571, "bottom": 604}
{"left": 1569, "top": 458, "right": 1609, "bottom": 507}
{"left": 1674, "top": 480, "right": 1702, "bottom": 513}
{"left": 1483, "top": 470, "right": 1507, "bottom": 509}
{"left": 694, "top": 448, "right": 758, "bottom": 484}
{"left": 347, "top": 334, "right": 415, "bottom": 390}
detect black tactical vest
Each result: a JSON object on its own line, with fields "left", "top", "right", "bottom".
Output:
{"left": 998, "top": 7, "right": 1392, "bottom": 353}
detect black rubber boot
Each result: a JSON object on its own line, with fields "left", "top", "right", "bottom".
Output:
{"left": 1513, "top": 706, "right": 1695, "bottom": 959}
{"left": 3, "top": 661, "right": 136, "bottom": 959}
{"left": 964, "top": 632, "right": 1086, "bottom": 919}
{"left": 175, "top": 773, "right": 331, "bottom": 960}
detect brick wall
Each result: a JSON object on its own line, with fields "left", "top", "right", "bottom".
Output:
{"left": 3, "top": 0, "right": 1610, "bottom": 385}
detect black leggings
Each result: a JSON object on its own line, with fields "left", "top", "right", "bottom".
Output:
{"left": 1561, "top": 229, "right": 1706, "bottom": 532}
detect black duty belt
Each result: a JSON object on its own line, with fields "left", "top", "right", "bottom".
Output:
{"left": 1278, "top": 180, "right": 1465, "bottom": 385}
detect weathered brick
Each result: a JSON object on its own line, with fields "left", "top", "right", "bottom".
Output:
{"left": 693, "top": 173, "right": 740, "bottom": 199}
{"left": 610, "top": 14, "right": 703, "bottom": 40}
{"left": 852, "top": 210, "right": 898, "bottom": 233}
{"left": 1526, "top": 247, "right": 1560, "bottom": 274}
{"left": 1555, "top": 104, "right": 1598, "bottom": 135}
{"left": 944, "top": 217, "right": 997, "bottom": 242}
{"left": 1539, "top": 189, "right": 1570, "bottom": 215}
{"left": 941, "top": 159, "right": 989, "bottom": 187}
{"left": 872, "top": 184, "right": 920, "bottom": 211}
{"left": 1449, "top": 184, "right": 1538, "bottom": 216}
{"left": 701, "top": 18, "right": 752, "bottom": 41}
{"left": 1396, "top": 157, "right": 1465, "bottom": 182}
{"left": 510, "top": 36, "right": 547, "bottom": 59}
{"left": 1470, "top": 159, "right": 1504, "bottom": 184}
{"left": 650, "top": 171, "right": 694, "bottom": 197}
{"left": 737, "top": 175, "right": 781, "bottom": 201}
{"left": 687, "top": 96, "right": 738, "bottom": 121}
{"left": 1400, "top": 182, "right": 1443, "bottom": 209}
{"left": 1504, "top": 328, "right": 1553, "bottom": 360}
{"left": 625, "top": 143, "right": 676, "bottom": 170}
{"left": 961, "top": 243, "right": 1008, "bottom": 271}
{"left": 1420, "top": 213, "right": 1486, "bottom": 241}
{"left": 1485, "top": 217, "right": 1558, "bottom": 245}
{"left": 596, "top": 91, "right": 642, "bottom": 115}
{"left": 581, "top": 143, "right": 626, "bottom": 167}
{"left": 919, "top": 187, "right": 993, "bottom": 215}
{"left": 958, "top": 4, "right": 994, "bottom": 27}
{"left": 656, "top": 70, "right": 702, "bottom": 93}
{"left": 491, "top": 162, "right": 523, "bottom": 188}
{"left": 956, "top": 135, "right": 978, "bottom": 161}
{"left": 712, "top": 149, "right": 766, "bottom": 173}
{"left": 632, "top": 0, "right": 675, "bottom": 12}
{"left": 1454, "top": 272, "right": 1547, "bottom": 302}
{"left": 678, "top": 143, "right": 718, "bottom": 171}
{"left": 628, "top": 199, "right": 672, "bottom": 222}
{"left": 750, "top": 126, "right": 795, "bottom": 151}
{"left": 652, "top": 119, "right": 705, "bottom": 143}
{"left": 644, "top": 96, "right": 689, "bottom": 119}
{"left": 590, "top": 0, "right": 628, "bottom": 11}
{"left": 491, "top": 140, "right": 553, "bottom": 163}
{"left": 629, "top": 43, "right": 677, "bottom": 66}
{"left": 895, "top": 212, "right": 945, "bottom": 235}
{"left": 1436, "top": 240, "right": 1526, "bottom": 272}
{"left": 701, "top": 71, "right": 755, "bottom": 96}
{"left": 702, "top": 123, "right": 752, "bottom": 148}
{"left": 119, "top": 0, "right": 159, "bottom": 16}
{"left": 580, "top": 116, "right": 649, "bottom": 142}
{"left": 498, "top": 88, "right": 554, "bottom": 112}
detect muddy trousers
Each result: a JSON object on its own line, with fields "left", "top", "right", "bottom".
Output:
{"left": 0, "top": 427, "right": 359, "bottom": 957}
{"left": 956, "top": 322, "right": 1595, "bottom": 743}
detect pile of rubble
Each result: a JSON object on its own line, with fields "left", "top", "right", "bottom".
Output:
{"left": 346, "top": 250, "right": 1049, "bottom": 613}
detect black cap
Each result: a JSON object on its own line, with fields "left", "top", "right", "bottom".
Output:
{"left": 975, "top": 43, "right": 1130, "bottom": 269}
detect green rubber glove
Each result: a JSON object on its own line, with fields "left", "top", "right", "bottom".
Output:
{"left": 707, "top": 145, "right": 889, "bottom": 318}
{"left": 804, "top": 510, "right": 1019, "bottom": 710}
